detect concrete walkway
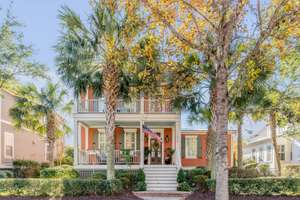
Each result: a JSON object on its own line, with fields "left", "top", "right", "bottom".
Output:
{"left": 134, "top": 191, "right": 191, "bottom": 200}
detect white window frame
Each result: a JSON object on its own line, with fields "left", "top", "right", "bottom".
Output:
{"left": 4, "top": 132, "right": 14, "bottom": 159}
{"left": 97, "top": 129, "right": 106, "bottom": 152}
{"left": 252, "top": 149, "right": 257, "bottom": 161}
{"left": 278, "top": 145, "right": 285, "bottom": 161}
{"left": 124, "top": 129, "right": 136, "bottom": 150}
{"left": 266, "top": 145, "right": 272, "bottom": 162}
{"left": 185, "top": 135, "right": 198, "bottom": 159}
{"left": 45, "top": 142, "right": 49, "bottom": 161}
{"left": 258, "top": 147, "right": 264, "bottom": 162}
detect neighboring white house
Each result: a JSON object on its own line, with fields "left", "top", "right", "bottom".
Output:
{"left": 244, "top": 125, "right": 300, "bottom": 172}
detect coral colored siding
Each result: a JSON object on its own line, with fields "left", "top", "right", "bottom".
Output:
{"left": 88, "top": 128, "right": 95, "bottom": 150}
{"left": 81, "top": 126, "right": 86, "bottom": 150}
{"left": 115, "top": 127, "right": 122, "bottom": 150}
{"left": 181, "top": 132, "right": 232, "bottom": 167}
{"left": 87, "top": 87, "right": 94, "bottom": 112}
{"left": 164, "top": 128, "right": 172, "bottom": 153}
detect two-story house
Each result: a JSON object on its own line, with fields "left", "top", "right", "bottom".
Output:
{"left": 73, "top": 88, "right": 234, "bottom": 191}
{"left": 244, "top": 126, "right": 300, "bottom": 174}
{"left": 0, "top": 89, "right": 64, "bottom": 168}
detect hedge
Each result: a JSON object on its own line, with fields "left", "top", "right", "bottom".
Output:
{"left": 207, "top": 178, "right": 300, "bottom": 196}
{"left": 40, "top": 165, "right": 79, "bottom": 179}
{"left": 177, "top": 168, "right": 210, "bottom": 191}
{"left": 13, "top": 160, "right": 41, "bottom": 178}
{"left": 88, "top": 169, "right": 146, "bottom": 191}
{"left": 0, "top": 178, "right": 123, "bottom": 197}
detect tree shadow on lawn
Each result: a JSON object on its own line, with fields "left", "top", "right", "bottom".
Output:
{"left": 0, "top": 192, "right": 142, "bottom": 200}
{"left": 187, "top": 192, "right": 300, "bottom": 200}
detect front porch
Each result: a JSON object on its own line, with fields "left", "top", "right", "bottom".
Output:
{"left": 74, "top": 121, "right": 181, "bottom": 169}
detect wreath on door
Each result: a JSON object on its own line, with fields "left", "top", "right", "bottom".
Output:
{"left": 152, "top": 140, "right": 160, "bottom": 151}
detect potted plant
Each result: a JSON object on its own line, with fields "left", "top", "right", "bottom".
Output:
{"left": 165, "top": 148, "right": 175, "bottom": 165}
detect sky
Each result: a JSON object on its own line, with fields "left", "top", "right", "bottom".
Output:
{"left": 1, "top": 0, "right": 267, "bottom": 145}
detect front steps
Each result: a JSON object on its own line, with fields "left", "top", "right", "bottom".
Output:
{"left": 144, "top": 166, "right": 178, "bottom": 191}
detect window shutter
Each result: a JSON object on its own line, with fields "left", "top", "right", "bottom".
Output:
{"left": 121, "top": 129, "right": 125, "bottom": 150}
{"left": 197, "top": 135, "right": 202, "bottom": 158}
{"left": 136, "top": 129, "right": 140, "bottom": 150}
{"left": 93, "top": 131, "right": 99, "bottom": 149}
{"left": 181, "top": 135, "right": 185, "bottom": 158}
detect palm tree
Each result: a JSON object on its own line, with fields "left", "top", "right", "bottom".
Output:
{"left": 10, "top": 83, "right": 72, "bottom": 166}
{"left": 55, "top": 1, "right": 158, "bottom": 180}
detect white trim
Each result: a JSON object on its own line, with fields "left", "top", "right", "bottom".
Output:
{"left": 185, "top": 135, "right": 198, "bottom": 159}
{"left": 140, "top": 120, "right": 144, "bottom": 168}
{"left": 4, "top": 132, "right": 14, "bottom": 159}
{"left": 124, "top": 129, "right": 137, "bottom": 150}
{"left": 85, "top": 126, "right": 88, "bottom": 150}
{"left": 74, "top": 120, "right": 79, "bottom": 166}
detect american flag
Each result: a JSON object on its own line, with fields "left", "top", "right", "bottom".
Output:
{"left": 143, "top": 125, "right": 162, "bottom": 143}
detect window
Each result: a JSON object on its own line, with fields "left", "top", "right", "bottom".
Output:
{"left": 185, "top": 136, "right": 197, "bottom": 159}
{"left": 124, "top": 130, "right": 136, "bottom": 150}
{"left": 266, "top": 145, "right": 272, "bottom": 162}
{"left": 98, "top": 130, "right": 106, "bottom": 151}
{"left": 252, "top": 149, "right": 257, "bottom": 161}
{"left": 259, "top": 147, "right": 264, "bottom": 162}
{"left": 4, "top": 132, "right": 14, "bottom": 159}
{"left": 278, "top": 145, "right": 285, "bottom": 161}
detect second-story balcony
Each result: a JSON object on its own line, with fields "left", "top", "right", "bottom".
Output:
{"left": 76, "top": 98, "right": 177, "bottom": 114}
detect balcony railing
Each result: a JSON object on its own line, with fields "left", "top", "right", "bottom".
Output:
{"left": 78, "top": 149, "right": 140, "bottom": 165}
{"left": 76, "top": 98, "right": 176, "bottom": 113}
{"left": 145, "top": 99, "right": 175, "bottom": 113}
{"left": 77, "top": 99, "right": 140, "bottom": 113}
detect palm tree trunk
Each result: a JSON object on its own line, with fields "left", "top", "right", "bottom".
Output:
{"left": 237, "top": 116, "right": 243, "bottom": 169}
{"left": 213, "top": 63, "right": 229, "bottom": 200}
{"left": 46, "top": 113, "right": 56, "bottom": 167}
{"left": 207, "top": 87, "right": 217, "bottom": 179}
{"left": 103, "top": 64, "right": 119, "bottom": 180}
{"left": 270, "top": 111, "right": 281, "bottom": 176}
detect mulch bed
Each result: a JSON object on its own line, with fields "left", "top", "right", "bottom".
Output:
{"left": 0, "top": 192, "right": 142, "bottom": 200}
{"left": 187, "top": 192, "right": 300, "bottom": 200}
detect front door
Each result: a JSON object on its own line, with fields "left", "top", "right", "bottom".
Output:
{"left": 148, "top": 130, "right": 164, "bottom": 165}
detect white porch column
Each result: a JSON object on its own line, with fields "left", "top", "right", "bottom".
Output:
{"left": 175, "top": 121, "right": 181, "bottom": 168}
{"left": 140, "top": 120, "right": 144, "bottom": 168}
{"left": 140, "top": 93, "right": 144, "bottom": 114}
{"left": 74, "top": 120, "right": 79, "bottom": 166}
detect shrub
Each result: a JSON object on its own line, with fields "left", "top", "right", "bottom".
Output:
{"left": 229, "top": 167, "right": 260, "bottom": 178}
{"left": 40, "top": 165, "right": 79, "bottom": 179}
{"left": 90, "top": 172, "right": 106, "bottom": 180}
{"left": 258, "top": 164, "right": 271, "bottom": 176}
{"left": 135, "top": 181, "right": 147, "bottom": 191}
{"left": 88, "top": 169, "right": 146, "bottom": 191}
{"left": 177, "top": 181, "right": 192, "bottom": 191}
{"left": 177, "top": 169, "right": 186, "bottom": 183}
{"left": 0, "top": 178, "right": 123, "bottom": 197}
{"left": 13, "top": 160, "right": 41, "bottom": 178}
{"left": 192, "top": 175, "right": 208, "bottom": 192}
{"left": 0, "top": 170, "right": 13, "bottom": 178}
{"left": 41, "top": 163, "right": 50, "bottom": 169}
{"left": 207, "top": 178, "right": 300, "bottom": 195}
{"left": 283, "top": 165, "right": 300, "bottom": 177}
{"left": 177, "top": 167, "right": 210, "bottom": 191}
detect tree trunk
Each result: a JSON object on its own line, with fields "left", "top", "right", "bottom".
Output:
{"left": 270, "top": 111, "right": 281, "bottom": 176}
{"left": 213, "top": 63, "right": 229, "bottom": 200}
{"left": 46, "top": 112, "right": 56, "bottom": 167}
{"left": 237, "top": 117, "right": 243, "bottom": 169}
{"left": 207, "top": 87, "right": 217, "bottom": 178}
{"left": 103, "top": 64, "right": 119, "bottom": 180}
